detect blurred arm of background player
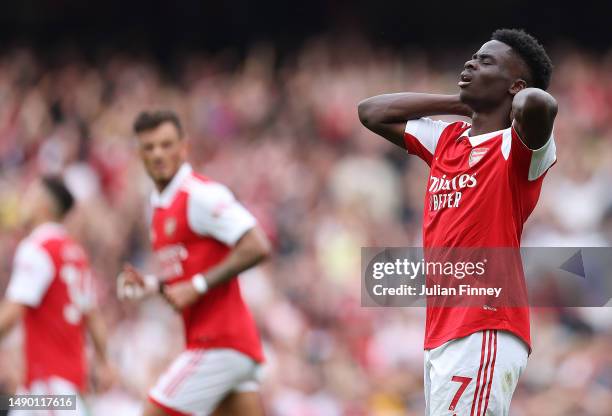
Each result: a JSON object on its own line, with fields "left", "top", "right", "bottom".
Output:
{"left": 118, "top": 226, "right": 271, "bottom": 311}
{"left": 357, "top": 93, "right": 473, "bottom": 148}
{"left": 0, "top": 301, "right": 25, "bottom": 339}
{"left": 84, "top": 309, "right": 117, "bottom": 392}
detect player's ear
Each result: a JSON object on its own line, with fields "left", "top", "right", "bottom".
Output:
{"left": 509, "top": 79, "right": 527, "bottom": 96}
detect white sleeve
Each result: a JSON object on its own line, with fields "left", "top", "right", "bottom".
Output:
{"left": 6, "top": 241, "right": 55, "bottom": 307}
{"left": 186, "top": 181, "right": 257, "bottom": 246}
{"left": 404, "top": 118, "right": 451, "bottom": 157}
{"left": 528, "top": 133, "right": 557, "bottom": 181}
{"left": 508, "top": 123, "right": 557, "bottom": 181}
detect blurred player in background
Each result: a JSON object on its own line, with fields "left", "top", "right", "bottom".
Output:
{"left": 359, "top": 29, "right": 557, "bottom": 415}
{"left": 117, "top": 110, "right": 270, "bottom": 416}
{"left": 0, "top": 176, "right": 113, "bottom": 415}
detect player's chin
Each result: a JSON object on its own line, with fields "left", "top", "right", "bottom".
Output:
{"left": 458, "top": 88, "right": 478, "bottom": 106}
{"left": 458, "top": 88, "right": 471, "bottom": 101}
{"left": 157, "top": 173, "right": 175, "bottom": 184}
{"left": 149, "top": 166, "right": 172, "bottom": 181}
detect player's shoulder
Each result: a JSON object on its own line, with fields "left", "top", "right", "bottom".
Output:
{"left": 27, "top": 225, "right": 88, "bottom": 263}
{"left": 14, "top": 234, "right": 55, "bottom": 268}
{"left": 181, "top": 172, "right": 235, "bottom": 206}
{"left": 25, "top": 223, "right": 67, "bottom": 248}
{"left": 442, "top": 120, "right": 471, "bottom": 139}
{"left": 182, "top": 172, "right": 230, "bottom": 193}
{"left": 187, "top": 171, "right": 214, "bottom": 184}
{"left": 60, "top": 239, "right": 89, "bottom": 264}
{"left": 429, "top": 120, "right": 472, "bottom": 152}
{"left": 15, "top": 236, "right": 43, "bottom": 256}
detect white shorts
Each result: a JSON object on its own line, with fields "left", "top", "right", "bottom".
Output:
{"left": 9, "top": 376, "right": 87, "bottom": 416}
{"left": 149, "top": 348, "right": 262, "bottom": 416}
{"left": 424, "top": 330, "right": 528, "bottom": 416}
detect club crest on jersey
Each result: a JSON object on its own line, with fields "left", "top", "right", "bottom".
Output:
{"left": 469, "top": 147, "right": 488, "bottom": 167}
{"left": 164, "top": 217, "right": 177, "bottom": 237}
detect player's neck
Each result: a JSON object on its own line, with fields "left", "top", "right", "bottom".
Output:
{"left": 469, "top": 105, "right": 512, "bottom": 137}
{"left": 154, "top": 164, "right": 186, "bottom": 193}
{"left": 154, "top": 177, "right": 174, "bottom": 193}
{"left": 155, "top": 181, "right": 169, "bottom": 193}
{"left": 28, "top": 216, "right": 61, "bottom": 233}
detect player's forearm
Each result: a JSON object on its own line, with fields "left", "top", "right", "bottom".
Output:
{"left": 358, "top": 93, "right": 472, "bottom": 147}
{"left": 0, "top": 301, "right": 24, "bottom": 339}
{"left": 358, "top": 93, "right": 472, "bottom": 126}
{"left": 85, "top": 310, "right": 109, "bottom": 364}
{"left": 200, "top": 227, "right": 271, "bottom": 289}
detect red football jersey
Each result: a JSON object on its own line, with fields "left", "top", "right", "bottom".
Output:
{"left": 7, "top": 223, "right": 96, "bottom": 390}
{"left": 149, "top": 164, "right": 263, "bottom": 362}
{"left": 404, "top": 118, "right": 557, "bottom": 350}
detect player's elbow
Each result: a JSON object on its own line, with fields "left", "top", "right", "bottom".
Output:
{"left": 518, "top": 88, "right": 558, "bottom": 121}
{"left": 357, "top": 98, "right": 379, "bottom": 128}
{"left": 245, "top": 227, "right": 272, "bottom": 264}
{"left": 0, "top": 301, "right": 25, "bottom": 336}
{"left": 255, "top": 236, "right": 272, "bottom": 263}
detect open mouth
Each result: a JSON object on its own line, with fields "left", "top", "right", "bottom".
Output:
{"left": 458, "top": 72, "right": 472, "bottom": 87}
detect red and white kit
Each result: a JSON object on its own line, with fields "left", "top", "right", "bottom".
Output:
{"left": 147, "top": 163, "right": 263, "bottom": 416}
{"left": 404, "top": 118, "right": 556, "bottom": 415}
{"left": 6, "top": 222, "right": 96, "bottom": 416}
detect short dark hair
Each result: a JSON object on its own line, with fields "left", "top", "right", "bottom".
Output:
{"left": 491, "top": 28, "right": 553, "bottom": 90}
{"left": 133, "top": 110, "right": 183, "bottom": 137}
{"left": 41, "top": 176, "right": 75, "bottom": 218}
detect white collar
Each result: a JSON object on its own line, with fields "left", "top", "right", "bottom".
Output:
{"left": 459, "top": 126, "right": 510, "bottom": 147}
{"left": 30, "top": 222, "right": 66, "bottom": 240}
{"left": 150, "top": 163, "right": 193, "bottom": 208}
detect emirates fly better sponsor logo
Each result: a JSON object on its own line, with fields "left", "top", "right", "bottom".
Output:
{"left": 428, "top": 173, "right": 477, "bottom": 211}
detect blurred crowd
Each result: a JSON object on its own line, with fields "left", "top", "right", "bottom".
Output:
{"left": 0, "top": 38, "right": 611, "bottom": 415}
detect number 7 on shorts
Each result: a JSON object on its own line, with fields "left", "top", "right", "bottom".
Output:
{"left": 449, "top": 376, "right": 472, "bottom": 411}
